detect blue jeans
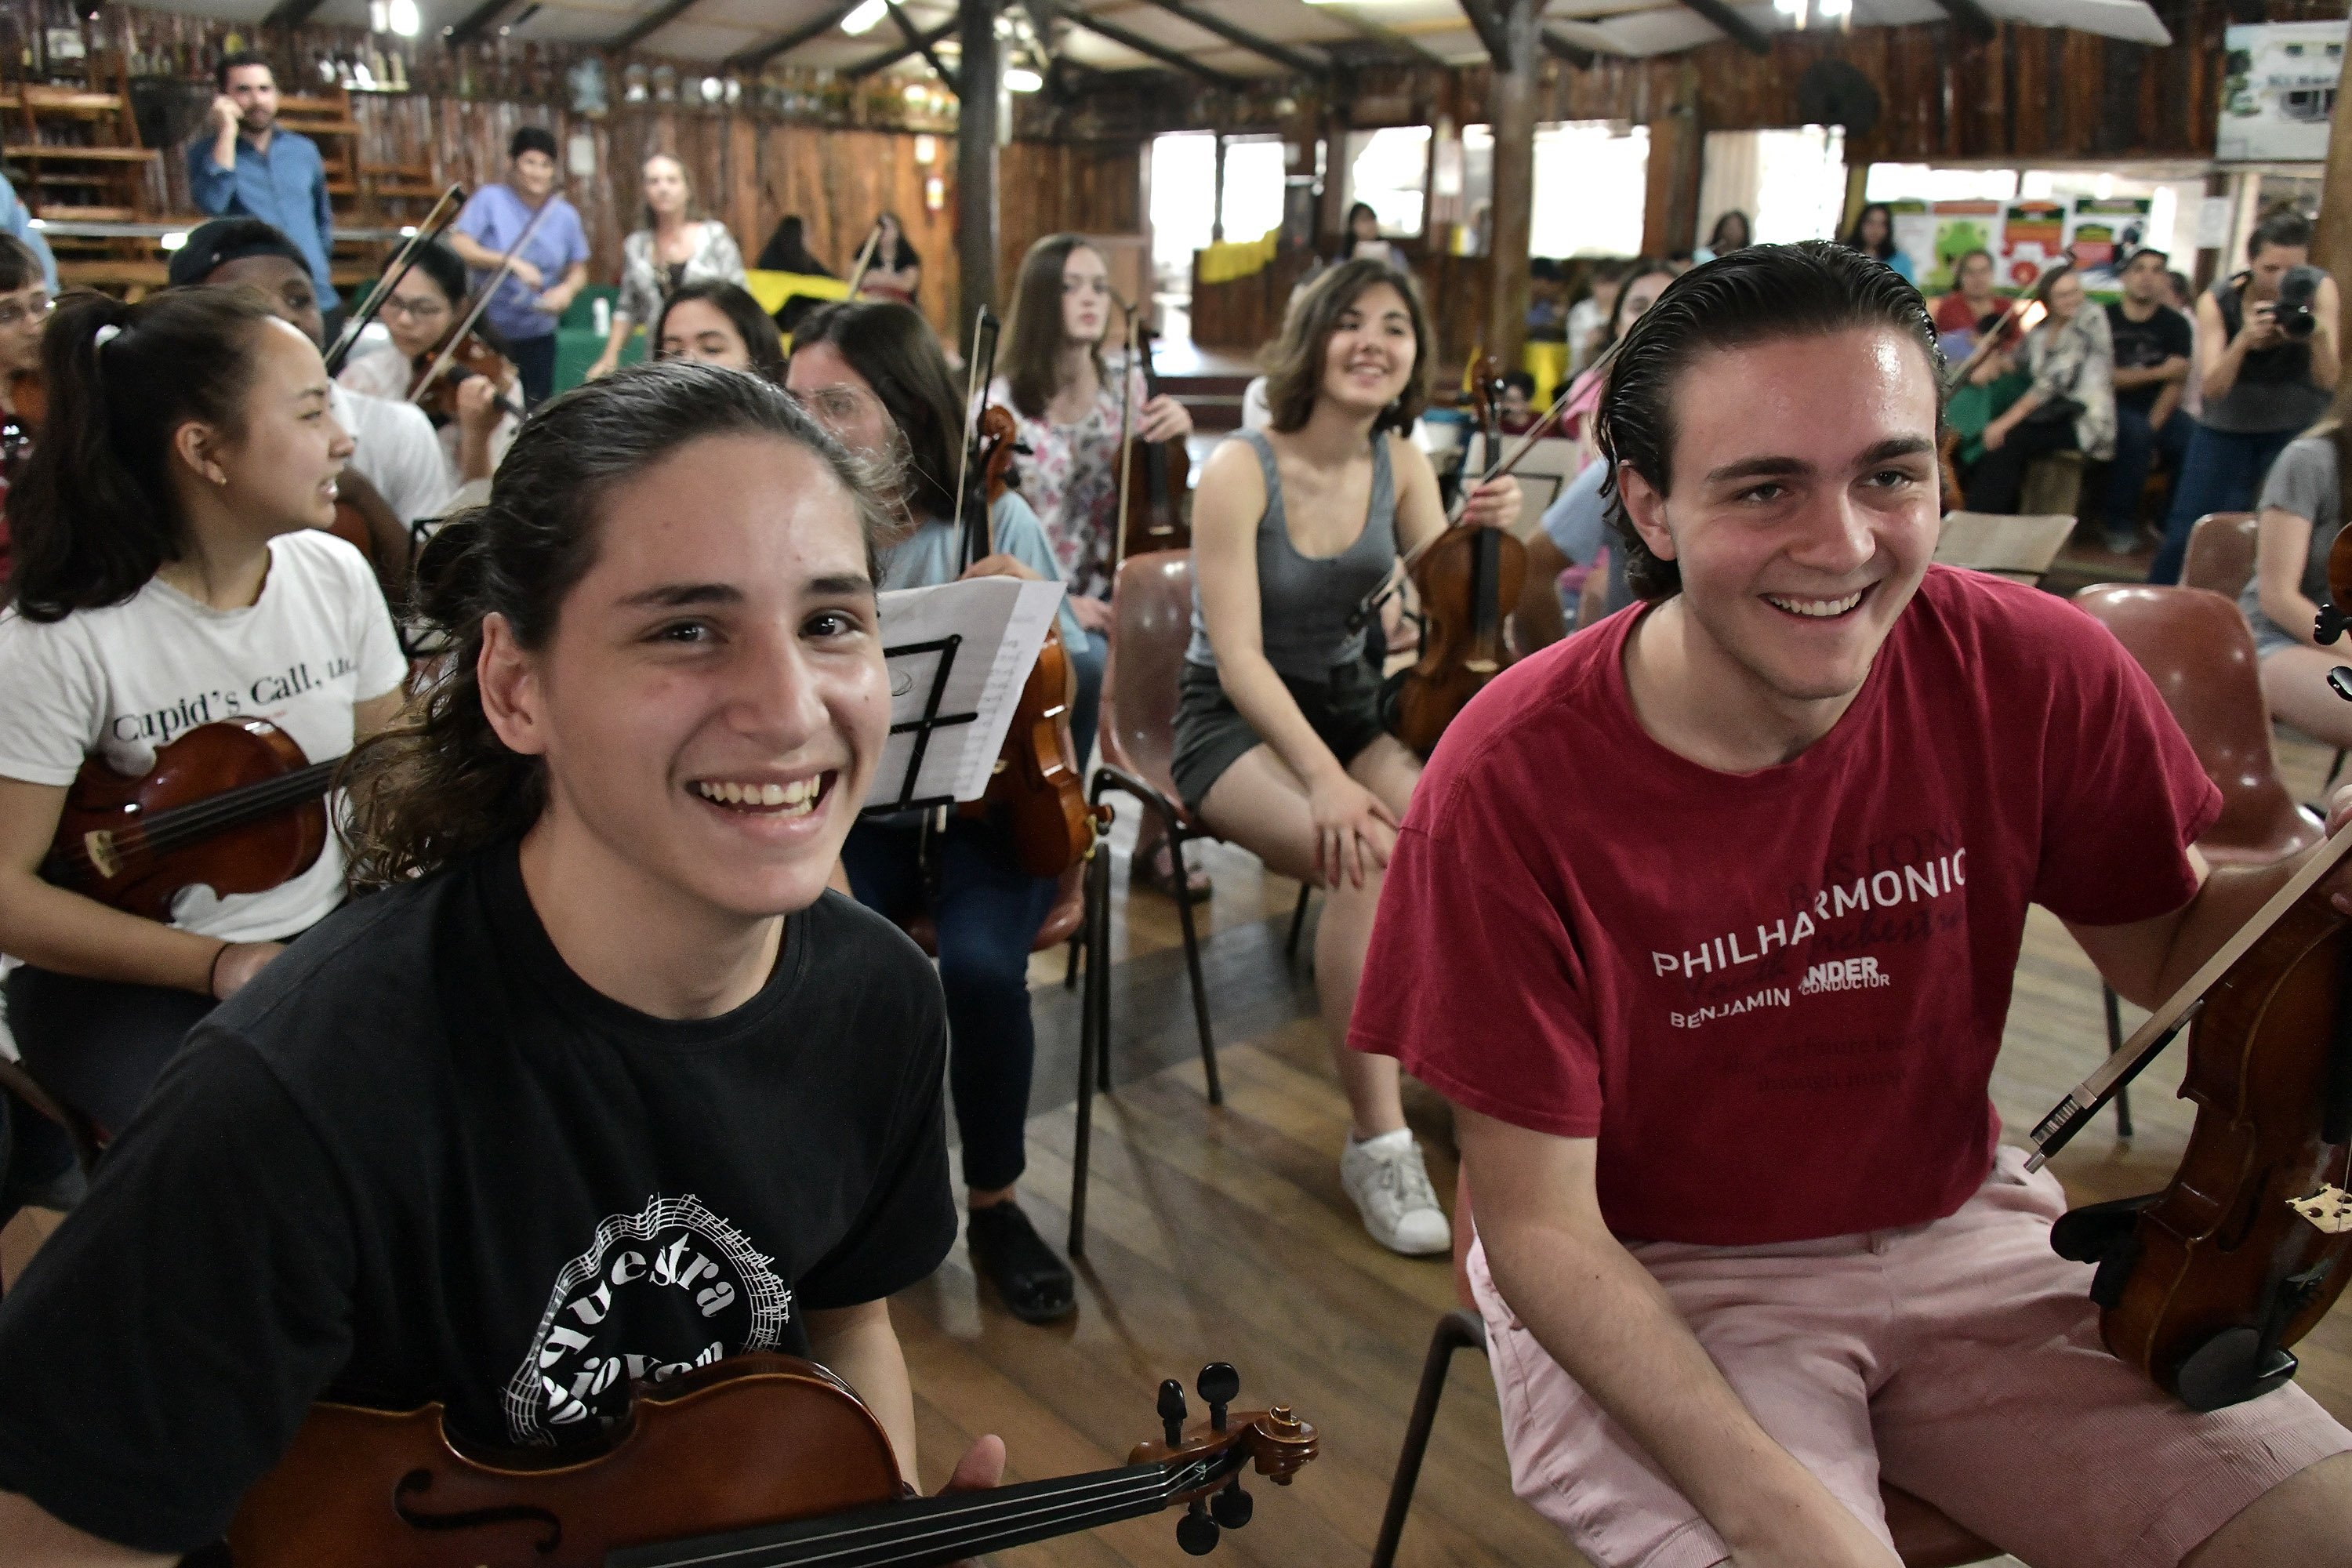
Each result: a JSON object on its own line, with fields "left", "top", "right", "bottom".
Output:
{"left": 2102, "top": 404, "right": 2194, "bottom": 535}
{"left": 2150, "top": 423, "right": 2299, "bottom": 584}
{"left": 840, "top": 817, "right": 1054, "bottom": 1193}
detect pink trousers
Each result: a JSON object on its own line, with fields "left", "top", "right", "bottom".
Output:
{"left": 1470, "top": 1148, "right": 2351, "bottom": 1568}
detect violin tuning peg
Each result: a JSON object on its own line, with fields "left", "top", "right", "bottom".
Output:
{"left": 2330, "top": 666, "right": 2352, "bottom": 705}
{"left": 1196, "top": 1363, "right": 1240, "bottom": 1432}
{"left": 1210, "top": 1476, "right": 1254, "bottom": 1530}
{"left": 1176, "top": 1499, "right": 1221, "bottom": 1556}
{"left": 1158, "top": 1378, "right": 1189, "bottom": 1446}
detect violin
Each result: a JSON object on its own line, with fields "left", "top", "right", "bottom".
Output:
{"left": 407, "top": 326, "right": 523, "bottom": 428}
{"left": 1385, "top": 356, "right": 1528, "bottom": 758}
{"left": 2032, "top": 549, "right": 2352, "bottom": 1406}
{"left": 1112, "top": 308, "right": 1190, "bottom": 564}
{"left": 946, "top": 310, "right": 1100, "bottom": 879}
{"left": 327, "top": 470, "right": 411, "bottom": 601}
{"left": 1936, "top": 263, "right": 2063, "bottom": 510}
{"left": 227, "top": 1355, "right": 1318, "bottom": 1567}
{"left": 40, "top": 719, "right": 336, "bottom": 919}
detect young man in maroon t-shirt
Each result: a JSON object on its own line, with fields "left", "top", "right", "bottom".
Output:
{"left": 1352, "top": 243, "right": 2352, "bottom": 1568}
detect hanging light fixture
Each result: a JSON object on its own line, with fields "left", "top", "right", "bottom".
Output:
{"left": 840, "top": 0, "right": 889, "bottom": 35}
{"left": 1004, "top": 64, "right": 1044, "bottom": 91}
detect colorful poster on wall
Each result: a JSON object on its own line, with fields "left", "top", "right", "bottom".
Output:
{"left": 2220, "top": 20, "right": 2345, "bottom": 162}
{"left": 1922, "top": 201, "right": 2004, "bottom": 292}
{"left": 1886, "top": 200, "right": 1935, "bottom": 288}
{"left": 2001, "top": 201, "right": 2069, "bottom": 285}
{"left": 2069, "top": 197, "right": 2153, "bottom": 289}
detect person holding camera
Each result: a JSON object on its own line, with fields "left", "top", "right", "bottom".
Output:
{"left": 2151, "top": 210, "right": 2339, "bottom": 583}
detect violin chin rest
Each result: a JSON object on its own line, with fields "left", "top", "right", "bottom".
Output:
{"left": 2049, "top": 1193, "right": 2158, "bottom": 1268}
{"left": 2174, "top": 1328, "right": 2299, "bottom": 1413}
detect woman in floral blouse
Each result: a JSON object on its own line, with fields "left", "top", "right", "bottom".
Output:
{"left": 1963, "top": 267, "right": 2115, "bottom": 514}
{"left": 586, "top": 153, "right": 745, "bottom": 381}
{"left": 990, "top": 233, "right": 1203, "bottom": 899}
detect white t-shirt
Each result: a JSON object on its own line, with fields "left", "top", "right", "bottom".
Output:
{"left": 0, "top": 530, "right": 408, "bottom": 942}
{"left": 338, "top": 346, "right": 520, "bottom": 492}
{"left": 333, "top": 383, "right": 456, "bottom": 528}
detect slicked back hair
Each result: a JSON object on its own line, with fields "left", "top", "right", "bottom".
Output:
{"left": 1593, "top": 240, "right": 1942, "bottom": 601}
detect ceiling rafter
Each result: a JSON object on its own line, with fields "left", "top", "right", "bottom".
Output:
{"left": 1120, "top": 0, "right": 1331, "bottom": 77}
{"left": 1062, "top": 10, "right": 1251, "bottom": 88}
{"left": 1679, "top": 0, "right": 1771, "bottom": 54}
{"left": 724, "top": 0, "right": 875, "bottom": 70}
{"left": 1925, "top": 0, "right": 1998, "bottom": 40}
{"left": 843, "top": 17, "right": 960, "bottom": 79}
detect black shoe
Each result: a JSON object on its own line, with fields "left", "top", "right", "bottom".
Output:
{"left": 967, "top": 1201, "right": 1076, "bottom": 1323}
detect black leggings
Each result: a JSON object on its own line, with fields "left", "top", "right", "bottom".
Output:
{"left": 1963, "top": 417, "right": 2079, "bottom": 514}
{"left": 3, "top": 967, "right": 216, "bottom": 1142}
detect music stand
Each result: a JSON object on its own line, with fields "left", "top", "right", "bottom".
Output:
{"left": 863, "top": 632, "right": 979, "bottom": 815}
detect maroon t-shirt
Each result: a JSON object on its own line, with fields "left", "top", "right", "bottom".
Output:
{"left": 1351, "top": 566, "right": 2222, "bottom": 1246}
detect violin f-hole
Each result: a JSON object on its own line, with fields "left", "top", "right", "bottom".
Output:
{"left": 392, "top": 1468, "right": 566, "bottom": 1554}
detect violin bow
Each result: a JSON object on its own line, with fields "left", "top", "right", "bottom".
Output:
{"left": 953, "top": 307, "right": 1003, "bottom": 573}
{"left": 846, "top": 220, "right": 885, "bottom": 300}
{"left": 1394, "top": 379, "right": 1577, "bottom": 572}
{"left": 1942, "top": 260, "right": 2067, "bottom": 396}
{"left": 408, "top": 195, "right": 557, "bottom": 413}
{"left": 1109, "top": 289, "right": 1142, "bottom": 576}
{"left": 2027, "top": 820, "right": 2352, "bottom": 1170}
{"left": 323, "top": 183, "right": 465, "bottom": 377}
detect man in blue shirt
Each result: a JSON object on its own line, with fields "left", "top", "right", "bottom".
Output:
{"left": 448, "top": 126, "right": 590, "bottom": 406}
{"left": 184, "top": 52, "right": 336, "bottom": 330}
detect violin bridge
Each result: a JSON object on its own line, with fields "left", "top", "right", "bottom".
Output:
{"left": 2288, "top": 1185, "right": 2352, "bottom": 1235}
{"left": 82, "top": 829, "right": 119, "bottom": 880}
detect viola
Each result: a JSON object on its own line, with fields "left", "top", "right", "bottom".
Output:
{"left": 226, "top": 1354, "right": 1319, "bottom": 1568}
{"left": 2032, "top": 545, "right": 2352, "bottom": 1406}
{"left": 1386, "top": 355, "right": 1526, "bottom": 758}
{"left": 1115, "top": 316, "right": 1190, "bottom": 563}
{"left": 407, "top": 327, "right": 524, "bottom": 429}
{"left": 959, "top": 401, "right": 1098, "bottom": 879}
{"left": 41, "top": 719, "right": 336, "bottom": 920}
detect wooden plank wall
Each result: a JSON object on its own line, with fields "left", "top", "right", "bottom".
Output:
{"left": 332, "top": 97, "right": 1139, "bottom": 339}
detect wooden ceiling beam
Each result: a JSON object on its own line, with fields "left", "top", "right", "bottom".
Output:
{"left": 262, "top": 0, "right": 333, "bottom": 28}
{"left": 608, "top": 0, "right": 712, "bottom": 50}
{"left": 884, "top": 0, "right": 963, "bottom": 92}
{"left": 1541, "top": 27, "right": 1594, "bottom": 68}
{"left": 1925, "top": 0, "right": 1998, "bottom": 40}
{"left": 1063, "top": 11, "right": 1250, "bottom": 89}
{"left": 1456, "top": 0, "right": 1513, "bottom": 68}
{"left": 1119, "top": 0, "right": 1330, "bottom": 78}
{"left": 1679, "top": 0, "right": 1769, "bottom": 54}
{"left": 842, "top": 17, "right": 960, "bottom": 78}
{"left": 724, "top": 0, "right": 875, "bottom": 70}
{"left": 444, "top": 0, "right": 521, "bottom": 45}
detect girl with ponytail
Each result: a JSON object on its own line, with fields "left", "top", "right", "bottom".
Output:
{"left": 0, "top": 286, "right": 407, "bottom": 1141}
{"left": 0, "top": 361, "right": 1004, "bottom": 1559}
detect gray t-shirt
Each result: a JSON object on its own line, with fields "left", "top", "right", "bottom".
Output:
{"left": 2241, "top": 434, "right": 2340, "bottom": 648}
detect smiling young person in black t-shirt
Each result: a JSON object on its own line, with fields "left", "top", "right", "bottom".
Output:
{"left": 0, "top": 361, "right": 1004, "bottom": 1563}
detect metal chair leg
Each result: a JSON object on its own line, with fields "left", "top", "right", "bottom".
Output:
{"left": 1286, "top": 884, "right": 1313, "bottom": 961}
{"left": 1370, "top": 1308, "right": 1489, "bottom": 1568}
{"left": 1166, "top": 828, "right": 1222, "bottom": 1105}
{"left": 2103, "top": 983, "right": 2133, "bottom": 1139}
{"left": 1069, "top": 841, "right": 1112, "bottom": 1260}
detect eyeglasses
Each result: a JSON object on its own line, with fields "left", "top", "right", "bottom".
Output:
{"left": 381, "top": 296, "right": 450, "bottom": 321}
{"left": 0, "top": 295, "right": 52, "bottom": 330}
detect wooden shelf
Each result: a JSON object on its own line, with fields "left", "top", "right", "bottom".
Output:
{"left": 0, "top": 89, "right": 129, "bottom": 115}
{"left": 5, "top": 144, "right": 156, "bottom": 162}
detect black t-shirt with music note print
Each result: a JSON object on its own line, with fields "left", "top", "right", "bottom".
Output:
{"left": 0, "top": 840, "right": 953, "bottom": 1554}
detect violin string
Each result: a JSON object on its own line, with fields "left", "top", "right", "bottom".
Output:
{"left": 650, "top": 1459, "right": 1214, "bottom": 1568}
{"left": 93, "top": 765, "right": 337, "bottom": 863}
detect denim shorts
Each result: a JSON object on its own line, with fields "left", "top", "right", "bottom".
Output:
{"left": 1169, "top": 658, "right": 1388, "bottom": 815}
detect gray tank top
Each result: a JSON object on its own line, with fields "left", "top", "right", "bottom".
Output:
{"left": 1186, "top": 429, "right": 1397, "bottom": 679}
{"left": 2206, "top": 275, "right": 2332, "bottom": 435}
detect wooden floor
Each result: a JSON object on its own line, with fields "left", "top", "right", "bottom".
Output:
{"left": 3, "top": 730, "right": 2347, "bottom": 1567}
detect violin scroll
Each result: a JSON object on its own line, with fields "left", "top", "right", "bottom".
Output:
{"left": 1127, "top": 1364, "right": 1318, "bottom": 1557}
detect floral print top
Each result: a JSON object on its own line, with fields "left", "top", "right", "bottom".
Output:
{"left": 986, "top": 357, "right": 1148, "bottom": 604}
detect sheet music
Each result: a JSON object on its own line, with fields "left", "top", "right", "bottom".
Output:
{"left": 869, "top": 576, "right": 1065, "bottom": 811}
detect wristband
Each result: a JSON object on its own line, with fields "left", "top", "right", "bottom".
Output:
{"left": 207, "top": 940, "right": 232, "bottom": 998}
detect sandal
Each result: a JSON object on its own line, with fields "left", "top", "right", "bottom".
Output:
{"left": 1131, "top": 841, "right": 1212, "bottom": 905}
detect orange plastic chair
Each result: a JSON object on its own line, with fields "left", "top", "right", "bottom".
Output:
{"left": 2072, "top": 583, "right": 2324, "bottom": 1133}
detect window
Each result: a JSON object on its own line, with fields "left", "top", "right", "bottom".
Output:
{"left": 1149, "top": 131, "right": 1215, "bottom": 287}
{"left": 1343, "top": 127, "right": 1432, "bottom": 238}
{"left": 1453, "top": 121, "right": 1650, "bottom": 257}
{"left": 1219, "top": 136, "right": 1288, "bottom": 245}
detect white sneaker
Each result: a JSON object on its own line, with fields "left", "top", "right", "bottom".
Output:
{"left": 1340, "top": 1130, "right": 1453, "bottom": 1256}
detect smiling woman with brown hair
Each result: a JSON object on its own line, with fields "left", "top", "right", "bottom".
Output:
{"left": 0, "top": 360, "right": 1012, "bottom": 1563}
